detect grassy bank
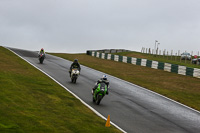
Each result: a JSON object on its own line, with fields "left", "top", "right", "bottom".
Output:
{"left": 50, "top": 53, "right": 200, "bottom": 111}
{"left": 0, "top": 46, "right": 121, "bottom": 133}
{"left": 115, "top": 51, "right": 200, "bottom": 69}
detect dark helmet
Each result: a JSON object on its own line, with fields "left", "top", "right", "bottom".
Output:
{"left": 74, "top": 59, "right": 78, "bottom": 63}
{"left": 102, "top": 75, "right": 107, "bottom": 80}
{"left": 41, "top": 48, "right": 44, "bottom": 52}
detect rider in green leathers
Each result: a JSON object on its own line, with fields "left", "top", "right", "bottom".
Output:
{"left": 92, "top": 75, "right": 109, "bottom": 95}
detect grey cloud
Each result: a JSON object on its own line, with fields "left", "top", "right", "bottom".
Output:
{"left": 1, "top": 0, "right": 200, "bottom": 53}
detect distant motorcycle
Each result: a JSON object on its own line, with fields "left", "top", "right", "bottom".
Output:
{"left": 39, "top": 53, "right": 45, "bottom": 64}
{"left": 70, "top": 68, "right": 80, "bottom": 83}
{"left": 93, "top": 83, "right": 108, "bottom": 105}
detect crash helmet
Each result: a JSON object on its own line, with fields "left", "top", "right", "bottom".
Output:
{"left": 41, "top": 48, "right": 44, "bottom": 52}
{"left": 74, "top": 59, "right": 78, "bottom": 63}
{"left": 102, "top": 75, "right": 107, "bottom": 80}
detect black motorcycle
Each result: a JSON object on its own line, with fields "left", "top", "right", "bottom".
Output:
{"left": 39, "top": 53, "right": 45, "bottom": 64}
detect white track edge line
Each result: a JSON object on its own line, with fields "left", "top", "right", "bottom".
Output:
{"left": 5, "top": 47, "right": 126, "bottom": 133}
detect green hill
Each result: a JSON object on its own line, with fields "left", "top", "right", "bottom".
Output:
{"left": 0, "top": 46, "right": 121, "bottom": 133}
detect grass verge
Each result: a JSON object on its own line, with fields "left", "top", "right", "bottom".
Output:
{"left": 49, "top": 53, "right": 200, "bottom": 111}
{"left": 0, "top": 46, "right": 121, "bottom": 133}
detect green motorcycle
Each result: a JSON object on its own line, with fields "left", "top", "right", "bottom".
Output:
{"left": 93, "top": 83, "right": 108, "bottom": 105}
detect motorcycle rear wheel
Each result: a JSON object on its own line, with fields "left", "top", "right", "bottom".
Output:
{"left": 92, "top": 97, "right": 95, "bottom": 102}
{"left": 40, "top": 59, "right": 43, "bottom": 64}
{"left": 96, "top": 95, "right": 103, "bottom": 105}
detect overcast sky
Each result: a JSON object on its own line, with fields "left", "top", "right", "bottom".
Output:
{"left": 1, "top": 0, "right": 200, "bottom": 53}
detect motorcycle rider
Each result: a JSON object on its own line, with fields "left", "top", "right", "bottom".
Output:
{"left": 38, "top": 48, "right": 45, "bottom": 57}
{"left": 69, "top": 59, "right": 81, "bottom": 75}
{"left": 92, "top": 75, "right": 109, "bottom": 95}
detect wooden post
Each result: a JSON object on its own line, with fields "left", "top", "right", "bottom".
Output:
{"left": 167, "top": 51, "right": 168, "bottom": 60}
{"left": 159, "top": 50, "right": 161, "bottom": 57}
{"left": 175, "top": 53, "right": 177, "bottom": 61}
{"left": 163, "top": 49, "right": 166, "bottom": 58}
{"left": 185, "top": 51, "right": 186, "bottom": 64}
{"left": 197, "top": 51, "right": 199, "bottom": 65}
{"left": 162, "top": 50, "right": 163, "bottom": 57}
{"left": 171, "top": 50, "right": 173, "bottom": 60}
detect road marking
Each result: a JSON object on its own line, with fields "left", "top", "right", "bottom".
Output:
{"left": 5, "top": 47, "right": 127, "bottom": 133}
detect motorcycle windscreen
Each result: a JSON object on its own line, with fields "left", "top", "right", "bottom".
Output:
{"left": 98, "top": 83, "right": 107, "bottom": 94}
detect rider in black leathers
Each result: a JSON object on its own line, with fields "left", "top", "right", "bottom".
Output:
{"left": 92, "top": 75, "right": 109, "bottom": 95}
{"left": 69, "top": 59, "right": 81, "bottom": 76}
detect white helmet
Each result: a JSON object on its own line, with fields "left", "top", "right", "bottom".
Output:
{"left": 102, "top": 75, "right": 107, "bottom": 80}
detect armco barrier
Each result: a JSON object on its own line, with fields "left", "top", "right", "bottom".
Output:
{"left": 86, "top": 50, "right": 200, "bottom": 78}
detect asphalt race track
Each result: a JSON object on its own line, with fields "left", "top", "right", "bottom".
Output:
{"left": 8, "top": 47, "right": 200, "bottom": 133}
